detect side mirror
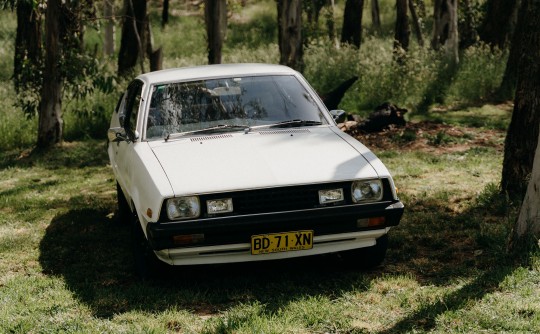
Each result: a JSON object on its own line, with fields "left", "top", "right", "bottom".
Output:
{"left": 329, "top": 109, "right": 347, "bottom": 123}
{"left": 108, "top": 127, "right": 128, "bottom": 143}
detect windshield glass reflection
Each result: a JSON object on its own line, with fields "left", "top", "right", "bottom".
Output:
{"left": 146, "top": 75, "right": 327, "bottom": 139}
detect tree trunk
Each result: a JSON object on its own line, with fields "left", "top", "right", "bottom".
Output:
{"left": 205, "top": 0, "right": 227, "bottom": 65}
{"left": 341, "top": 0, "right": 364, "bottom": 48}
{"left": 326, "top": 0, "right": 339, "bottom": 48}
{"left": 118, "top": 0, "right": 147, "bottom": 76}
{"left": 104, "top": 0, "right": 115, "bottom": 56}
{"left": 38, "top": 0, "right": 63, "bottom": 148}
{"left": 511, "top": 124, "right": 540, "bottom": 250}
{"left": 14, "top": 1, "right": 42, "bottom": 93}
{"left": 162, "top": 0, "right": 169, "bottom": 28}
{"left": 371, "top": 0, "right": 381, "bottom": 32}
{"left": 497, "top": 0, "right": 528, "bottom": 101}
{"left": 408, "top": 0, "right": 424, "bottom": 46}
{"left": 479, "top": 0, "right": 520, "bottom": 50}
{"left": 459, "top": 0, "right": 478, "bottom": 49}
{"left": 501, "top": 0, "right": 540, "bottom": 201}
{"left": 394, "top": 0, "right": 410, "bottom": 52}
{"left": 277, "top": 0, "right": 303, "bottom": 71}
{"left": 431, "top": 0, "right": 459, "bottom": 64}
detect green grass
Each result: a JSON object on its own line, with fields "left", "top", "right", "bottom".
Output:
{"left": 1, "top": 132, "right": 539, "bottom": 333}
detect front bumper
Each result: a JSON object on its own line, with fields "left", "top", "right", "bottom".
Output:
{"left": 146, "top": 200, "right": 404, "bottom": 265}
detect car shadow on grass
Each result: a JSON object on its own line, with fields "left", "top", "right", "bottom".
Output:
{"left": 39, "top": 208, "right": 375, "bottom": 318}
{"left": 38, "top": 206, "right": 519, "bottom": 331}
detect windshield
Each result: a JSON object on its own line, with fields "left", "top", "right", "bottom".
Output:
{"left": 145, "top": 75, "right": 327, "bottom": 139}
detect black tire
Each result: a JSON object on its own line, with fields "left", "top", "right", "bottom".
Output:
{"left": 340, "top": 234, "right": 388, "bottom": 270}
{"left": 131, "top": 211, "right": 167, "bottom": 279}
{"left": 116, "top": 182, "right": 131, "bottom": 224}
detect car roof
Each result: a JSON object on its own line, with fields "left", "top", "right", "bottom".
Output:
{"left": 136, "top": 63, "right": 298, "bottom": 85}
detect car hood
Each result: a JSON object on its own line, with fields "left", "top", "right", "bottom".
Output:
{"left": 147, "top": 127, "right": 379, "bottom": 196}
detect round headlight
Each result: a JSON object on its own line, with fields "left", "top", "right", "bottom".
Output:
{"left": 351, "top": 180, "right": 383, "bottom": 203}
{"left": 166, "top": 196, "right": 200, "bottom": 220}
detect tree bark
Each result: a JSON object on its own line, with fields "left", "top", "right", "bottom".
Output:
{"left": 431, "top": 0, "right": 459, "bottom": 64}
{"left": 118, "top": 0, "right": 147, "bottom": 76}
{"left": 511, "top": 124, "right": 540, "bottom": 249}
{"left": 326, "top": 0, "right": 339, "bottom": 48}
{"left": 162, "top": 0, "right": 169, "bottom": 28}
{"left": 371, "top": 0, "right": 381, "bottom": 32}
{"left": 497, "top": 0, "right": 528, "bottom": 101}
{"left": 205, "top": 0, "right": 227, "bottom": 65}
{"left": 341, "top": 0, "right": 364, "bottom": 48}
{"left": 277, "top": 0, "right": 303, "bottom": 71}
{"left": 501, "top": 0, "right": 540, "bottom": 201}
{"left": 479, "top": 0, "right": 520, "bottom": 50}
{"left": 103, "top": 0, "right": 115, "bottom": 56}
{"left": 394, "top": 0, "right": 410, "bottom": 52}
{"left": 408, "top": 0, "right": 424, "bottom": 46}
{"left": 14, "top": 1, "right": 42, "bottom": 93}
{"left": 38, "top": 0, "right": 63, "bottom": 148}
{"left": 459, "top": 0, "right": 478, "bottom": 49}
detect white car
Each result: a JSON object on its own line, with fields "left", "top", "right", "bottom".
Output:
{"left": 107, "top": 64, "right": 403, "bottom": 276}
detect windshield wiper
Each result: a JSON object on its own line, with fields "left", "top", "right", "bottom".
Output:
{"left": 245, "top": 119, "right": 323, "bottom": 133}
{"left": 164, "top": 124, "right": 249, "bottom": 141}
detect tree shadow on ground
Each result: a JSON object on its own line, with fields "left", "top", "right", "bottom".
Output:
{"left": 416, "top": 60, "right": 460, "bottom": 114}
{"left": 39, "top": 203, "right": 518, "bottom": 329}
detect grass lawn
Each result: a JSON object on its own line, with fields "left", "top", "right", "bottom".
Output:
{"left": 1, "top": 104, "right": 539, "bottom": 333}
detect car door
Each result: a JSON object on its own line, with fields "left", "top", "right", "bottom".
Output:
{"left": 110, "top": 80, "right": 144, "bottom": 201}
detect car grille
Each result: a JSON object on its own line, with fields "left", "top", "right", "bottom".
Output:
{"left": 200, "top": 182, "right": 352, "bottom": 217}
{"left": 158, "top": 179, "right": 394, "bottom": 222}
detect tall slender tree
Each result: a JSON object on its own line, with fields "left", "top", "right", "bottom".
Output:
{"left": 506, "top": 0, "right": 540, "bottom": 250}
{"left": 501, "top": 0, "right": 540, "bottom": 200}
{"left": 394, "top": 0, "right": 410, "bottom": 53}
{"left": 341, "top": 0, "right": 364, "bottom": 48}
{"left": 497, "top": 0, "right": 528, "bottom": 101}
{"left": 277, "top": 0, "right": 303, "bottom": 71}
{"left": 371, "top": 0, "right": 381, "bottom": 32}
{"left": 408, "top": 0, "right": 424, "bottom": 46}
{"left": 431, "top": 0, "right": 459, "bottom": 64}
{"left": 103, "top": 0, "right": 115, "bottom": 56}
{"left": 205, "top": 0, "right": 227, "bottom": 64}
{"left": 13, "top": 0, "right": 42, "bottom": 94}
{"left": 38, "top": 0, "right": 62, "bottom": 148}
{"left": 118, "top": 0, "right": 147, "bottom": 76}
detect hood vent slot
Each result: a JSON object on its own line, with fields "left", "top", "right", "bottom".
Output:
{"left": 190, "top": 134, "right": 233, "bottom": 142}
{"left": 259, "top": 129, "right": 310, "bottom": 135}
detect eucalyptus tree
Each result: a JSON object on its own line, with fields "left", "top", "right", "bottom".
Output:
{"left": 341, "top": 0, "right": 364, "bottom": 48}
{"left": 205, "top": 0, "right": 227, "bottom": 64}
{"left": 501, "top": 0, "right": 540, "bottom": 201}
{"left": 277, "top": 0, "right": 303, "bottom": 71}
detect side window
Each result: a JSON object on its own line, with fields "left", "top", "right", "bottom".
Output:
{"left": 123, "top": 80, "right": 143, "bottom": 140}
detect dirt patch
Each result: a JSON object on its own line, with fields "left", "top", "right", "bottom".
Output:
{"left": 351, "top": 121, "right": 506, "bottom": 155}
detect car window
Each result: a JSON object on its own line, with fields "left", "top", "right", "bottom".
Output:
{"left": 123, "top": 80, "right": 143, "bottom": 139}
{"left": 146, "top": 75, "right": 327, "bottom": 139}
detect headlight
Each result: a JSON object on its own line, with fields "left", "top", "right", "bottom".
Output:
{"left": 166, "top": 196, "right": 200, "bottom": 220}
{"left": 318, "top": 188, "right": 344, "bottom": 205}
{"left": 207, "top": 198, "right": 233, "bottom": 214}
{"left": 351, "top": 180, "right": 383, "bottom": 203}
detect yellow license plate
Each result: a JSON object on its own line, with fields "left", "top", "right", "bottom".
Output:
{"left": 251, "top": 230, "right": 313, "bottom": 255}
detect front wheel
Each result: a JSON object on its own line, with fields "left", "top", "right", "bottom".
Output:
{"left": 131, "top": 212, "right": 167, "bottom": 279}
{"left": 340, "top": 234, "right": 388, "bottom": 270}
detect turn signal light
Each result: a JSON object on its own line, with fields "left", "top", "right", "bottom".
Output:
{"left": 357, "top": 217, "right": 385, "bottom": 228}
{"left": 173, "top": 234, "right": 205, "bottom": 245}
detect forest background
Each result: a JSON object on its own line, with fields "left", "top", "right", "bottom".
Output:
{"left": 1, "top": 0, "right": 540, "bottom": 333}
